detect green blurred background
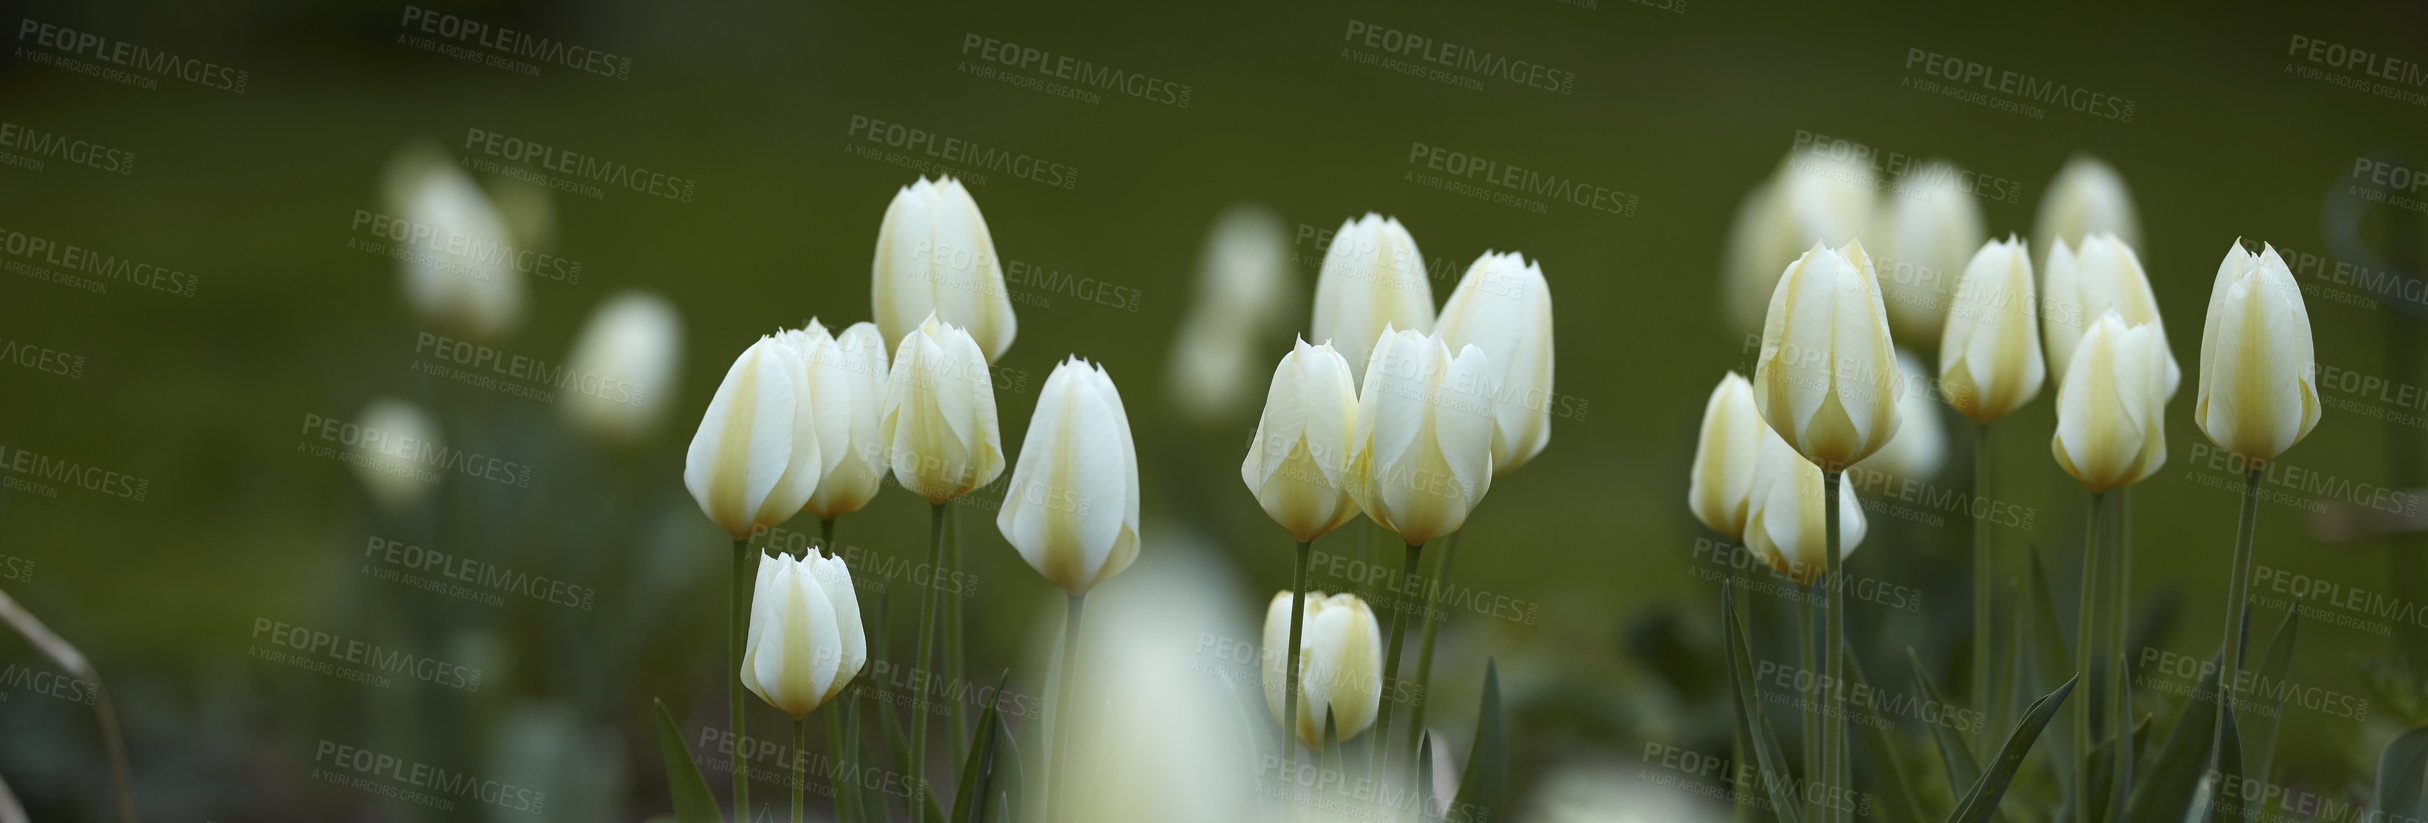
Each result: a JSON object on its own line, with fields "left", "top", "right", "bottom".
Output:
{"left": 3, "top": 0, "right": 2427, "bottom": 818}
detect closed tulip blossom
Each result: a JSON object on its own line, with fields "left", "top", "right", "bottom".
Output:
{"left": 1346, "top": 327, "right": 1496, "bottom": 546}
{"left": 348, "top": 397, "right": 443, "bottom": 514}
{"left": 2196, "top": 241, "right": 2321, "bottom": 463}
{"left": 1688, "top": 372, "right": 1765, "bottom": 541}
{"left": 395, "top": 162, "right": 524, "bottom": 341}
{"left": 2042, "top": 234, "right": 2178, "bottom": 396}
{"left": 793, "top": 320, "right": 891, "bottom": 521}
{"left": 879, "top": 313, "right": 1006, "bottom": 504}
{"left": 1742, "top": 431, "right": 1866, "bottom": 584}
{"left": 1750, "top": 240, "right": 1904, "bottom": 471}
{"left": 2053, "top": 313, "right": 2168, "bottom": 493}
{"left": 560, "top": 292, "right": 685, "bottom": 445}
{"left": 685, "top": 335, "right": 822, "bottom": 540}
{"left": 1874, "top": 159, "right": 1987, "bottom": 341}
{"left": 741, "top": 552, "right": 868, "bottom": 718}
{"left": 872, "top": 176, "right": 1018, "bottom": 363}
{"left": 1242, "top": 339, "right": 1362, "bottom": 543}
{"left": 1721, "top": 153, "right": 1873, "bottom": 333}
{"left": 2032, "top": 154, "right": 2142, "bottom": 262}
{"left": 998, "top": 358, "right": 1143, "bottom": 597}
{"left": 1939, "top": 237, "right": 2046, "bottom": 424}
{"left": 1312, "top": 214, "right": 1434, "bottom": 384}
{"left": 1436, "top": 251, "right": 1555, "bottom": 474}
{"left": 1261, "top": 591, "right": 1383, "bottom": 751}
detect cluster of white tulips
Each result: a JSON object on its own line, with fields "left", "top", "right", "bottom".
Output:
{"left": 1238, "top": 213, "right": 1556, "bottom": 804}
{"left": 680, "top": 176, "right": 1142, "bottom": 823}
{"left": 1692, "top": 155, "right": 2321, "bottom": 822}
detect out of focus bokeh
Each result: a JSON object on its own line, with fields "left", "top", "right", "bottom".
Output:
{"left": 3, "top": 0, "right": 2427, "bottom": 819}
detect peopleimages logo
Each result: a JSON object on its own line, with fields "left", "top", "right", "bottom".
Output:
{"left": 0, "top": 122, "right": 134, "bottom": 174}
{"left": 398, "top": 5, "right": 633, "bottom": 80}
{"left": 461, "top": 127, "right": 697, "bottom": 203}
{"left": 1342, "top": 20, "right": 1577, "bottom": 94}
{"left": 314, "top": 740, "right": 546, "bottom": 814}
{"left": 13, "top": 18, "right": 250, "bottom": 93}
{"left": 0, "top": 444, "right": 148, "bottom": 501}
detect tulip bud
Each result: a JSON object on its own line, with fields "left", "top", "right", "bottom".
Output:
{"left": 879, "top": 314, "right": 1006, "bottom": 504}
{"left": 1750, "top": 240, "right": 1904, "bottom": 471}
{"left": 1242, "top": 339, "right": 1362, "bottom": 542}
{"left": 740, "top": 551, "right": 868, "bottom": 719}
{"left": 1688, "top": 372, "right": 1764, "bottom": 540}
{"left": 685, "top": 335, "right": 823, "bottom": 539}
{"left": 1722, "top": 154, "right": 1873, "bottom": 333}
{"left": 395, "top": 162, "right": 524, "bottom": 341}
{"left": 1853, "top": 351, "right": 1949, "bottom": 481}
{"left": 1938, "top": 237, "right": 2046, "bottom": 423}
{"left": 2052, "top": 313, "right": 2169, "bottom": 493}
{"left": 1437, "top": 251, "right": 1555, "bottom": 474}
{"left": 1874, "top": 159, "right": 1987, "bottom": 342}
{"left": 796, "top": 320, "right": 892, "bottom": 520}
{"left": 2032, "top": 154, "right": 2142, "bottom": 263}
{"left": 349, "top": 397, "right": 442, "bottom": 513}
{"left": 1262, "top": 591, "right": 1382, "bottom": 751}
{"left": 2042, "top": 234, "right": 2179, "bottom": 398}
{"left": 999, "top": 358, "right": 1141, "bottom": 596}
{"left": 2195, "top": 241, "right": 2322, "bottom": 462}
{"left": 872, "top": 176, "right": 1018, "bottom": 363}
{"left": 1167, "top": 205, "right": 1297, "bottom": 423}
{"left": 1311, "top": 214, "right": 1434, "bottom": 384}
{"left": 1345, "top": 327, "right": 1495, "bottom": 545}
{"left": 560, "top": 291, "right": 684, "bottom": 445}
{"left": 1743, "top": 431, "right": 1867, "bottom": 584}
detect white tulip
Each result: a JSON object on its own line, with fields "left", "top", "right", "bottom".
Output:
{"left": 999, "top": 358, "right": 1141, "bottom": 596}
{"left": 1436, "top": 250, "right": 1555, "bottom": 474}
{"left": 1262, "top": 591, "right": 1383, "bottom": 751}
{"left": 879, "top": 314, "right": 1006, "bottom": 504}
{"left": 2042, "top": 234, "right": 2179, "bottom": 397}
{"left": 1167, "top": 205, "right": 1296, "bottom": 422}
{"left": 793, "top": 320, "right": 891, "bottom": 520}
{"left": 2195, "top": 241, "right": 2321, "bottom": 462}
{"left": 1853, "top": 350, "right": 1948, "bottom": 480}
{"left": 740, "top": 551, "right": 867, "bottom": 718}
{"left": 1242, "top": 339, "right": 1363, "bottom": 543}
{"left": 560, "top": 291, "right": 684, "bottom": 444}
{"left": 349, "top": 397, "right": 442, "bottom": 512}
{"left": 1939, "top": 236, "right": 2046, "bottom": 423}
{"left": 685, "top": 335, "right": 822, "bottom": 539}
{"left": 872, "top": 176, "right": 1018, "bottom": 363}
{"left": 1874, "top": 159, "right": 1986, "bottom": 342}
{"left": 396, "top": 162, "right": 523, "bottom": 340}
{"left": 1743, "top": 430, "right": 1867, "bottom": 585}
{"left": 1311, "top": 214, "right": 1434, "bottom": 384}
{"left": 1345, "top": 327, "right": 1495, "bottom": 546}
{"left": 1722, "top": 153, "right": 1873, "bottom": 333}
{"left": 1751, "top": 240, "right": 1904, "bottom": 470}
{"left": 2032, "top": 154, "right": 2141, "bottom": 263}
{"left": 1688, "top": 372, "right": 1765, "bottom": 541}
{"left": 2052, "top": 313, "right": 2169, "bottom": 493}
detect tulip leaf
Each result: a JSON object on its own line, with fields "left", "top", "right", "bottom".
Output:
{"left": 951, "top": 672, "right": 1009, "bottom": 823}
{"left": 2374, "top": 724, "right": 2428, "bottom": 820}
{"left": 650, "top": 698, "right": 722, "bottom": 823}
{"left": 2208, "top": 703, "right": 2240, "bottom": 823}
{"left": 1416, "top": 732, "right": 1435, "bottom": 822}
{"left": 984, "top": 712, "right": 1023, "bottom": 823}
{"left": 2239, "top": 609, "right": 2299, "bottom": 790}
{"left": 1844, "top": 650, "right": 1929, "bottom": 823}
{"left": 2126, "top": 645, "right": 2224, "bottom": 823}
{"left": 1906, "top": 647, "right": 1981, "bottom": 795}
{"left": 1946, "top": 674, "right": 2077, "bottom": 823}
{"left": 1450, "top": 659, "right": 1508, "bottom": 823}
{"left": 2025, "top": 545, "right": 2078, "bottom": 783}
{"left": 1725, "top": 585, "right": 1807, "bottom": 823}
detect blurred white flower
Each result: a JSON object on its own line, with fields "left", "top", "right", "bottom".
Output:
{"left": 1853, "top": 350, "right": 1947, "bottom": 480}
{"left": 1873, "top": 159, "right": 1986, "bottom": 342}
{"left": 349, "top": 397, "right": 442, "bottom": 513}
{"left": 561, "top": 291, "right": 684, "bottom": 445}
{"left": 2032, "top": 154, "right": 2141, "bottom": 262}
{"left": 1722, "top": 152, "right": 1873, "bottom": 333}
{"left": 1167, "top": 205, "right": 1296, "bottom": 423}
{"left": 394, "top": 159, "right": 524, "bottom": 340}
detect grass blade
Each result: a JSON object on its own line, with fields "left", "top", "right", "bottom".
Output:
{"left": 2126, "top": 646, "right": 2223, "bottom": 823}
{"left": 1449, "top": 660, "right": 1508, "bottom": 822}
{"left": 950, "top": 673, "right": 1009, "bottom": 823}
{"left": 2238, "top": 609, "right": 2299, "bottom": 790}
{"left": 651, "top": 698, "right": 723, "bottom": 823}
{"left": 1947, "top": 674, "right": 2078, "bottom": 823}
{"left": 1906, "top": 647, "right": 1981, "bottom": 795}
{"left": 1725, "top": 585, "right": 1806, "bottom": 823}
{"left": 2375, "top": 724, "right": 2428, "bottom": 821}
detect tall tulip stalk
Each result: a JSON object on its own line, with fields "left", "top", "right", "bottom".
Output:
{"left": 1750, "top": 240, "right": 1902, "bottom": 819}
{"left": 879, "top": 314, "right": 1007, "bottom": 823}
{"left": 997, "top": 357, "right": 1141, "bottom": 821}
{"left": 740, "top": 552, "right": 869, "bottom": 823}
{"left": 2193, "top": 241, "right": 2320, "bottom": 779}
{"left": 1938, "top": 236, "right": 2046, "bottom": 754}
{"left": 1242, "top": 339, "right": 1363, "bottom": 787}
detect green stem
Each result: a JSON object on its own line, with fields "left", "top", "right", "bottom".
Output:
{"left": 2210, "top": 467, "right": 2262, "bottom": 775}
{"left": 1972, "top": 424, "right": 1996, "bottom": 761}
{"left": 1800, "top": 582, "right": 1820, "bottom": 823}
{"left": 911, "top": 504, "right": 946, "bottom": 823}
{"left": 947, "top": 505, "right": 967, "bottom": 766}
{"left": 793, "top": 717, "right": 807, "bottom": 823}
{"left": 1368, "top": 540, "right": 1423, "bottom": 784}
{"left": 1405, "top": 532, "right": 1458, "bottom": 778}
{"left": 819, "top": 519, "right": 837, "bottom": 558}
{"left": 733, "top": 535, "right": 755, "bottom": 822}
{"left": 2110, "top": 488, "right": 2132, "bottom": 823}
{"left": 2075, "top": 492, "right": 2104, "bottom": 820}
{"left": 1050, "top": 593, "right": 1089, "bottom": 822}
{"left": 1732, "top": 552, "right": 1754, "bottom": 823}
{"left": 828, "top": 700, "right": 854, "bottom": 823}
{"left": 1822, "top": 469, "right": 1846, "bottom": 823}
{"left": 1282, "top": 539, "right": 1314, "bottom": 798}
